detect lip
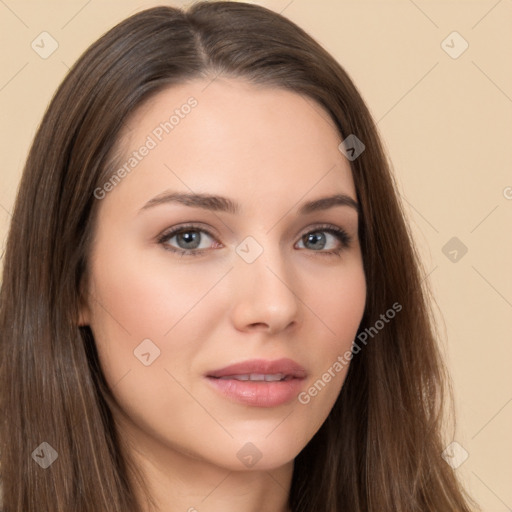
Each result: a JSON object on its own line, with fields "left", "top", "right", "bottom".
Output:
{"left": 206, "top": 358, "right": 307, "bottom": 407}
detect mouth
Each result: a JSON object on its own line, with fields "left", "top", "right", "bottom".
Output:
{"left": 214, "top": 373, "right": 291, "bottom": 382}
{"left": 205, "top": 358, "right": 307, "bottom": 407}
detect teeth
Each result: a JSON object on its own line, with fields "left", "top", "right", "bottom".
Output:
{"left": 219, "top": 373, "right": 286, "bottom": 382}
{"left": 263, "top": 373, "right": 285, "bottom": 382}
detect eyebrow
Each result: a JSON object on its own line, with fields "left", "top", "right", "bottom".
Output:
{"left": 139, "top": 191, "right": 359, "bottom": 216}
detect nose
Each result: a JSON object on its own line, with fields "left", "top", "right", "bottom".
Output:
{"left": 229, "top": 245, "right": 302, "bottom": 335}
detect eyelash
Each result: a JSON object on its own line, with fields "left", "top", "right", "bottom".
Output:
{"left": 156, "top": 223, "right": 352, "bottom": 258}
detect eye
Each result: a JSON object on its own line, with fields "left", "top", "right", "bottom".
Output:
{"left": 157, "top": 222, "right": 352, "bottom": 257}
{"left": 157, "top": 224, "right": 220, "bottom": 256}
{"left": 295, "top": 224, "right": 352, "bottom": 256}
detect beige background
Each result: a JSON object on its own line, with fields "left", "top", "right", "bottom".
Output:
{"left": 0, "top": 0, "right": 511, "bottom": 509}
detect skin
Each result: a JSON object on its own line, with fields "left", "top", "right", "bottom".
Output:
{"left": 80, "top": 77, "right": 366, "bottom": 512}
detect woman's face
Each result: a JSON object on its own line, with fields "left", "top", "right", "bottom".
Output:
{"left": 81, "top": 77, "right": 366, "bottom": 472}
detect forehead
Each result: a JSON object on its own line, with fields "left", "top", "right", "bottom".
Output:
{"left": 104, "top": 77, "right": 356, "bottom": 215}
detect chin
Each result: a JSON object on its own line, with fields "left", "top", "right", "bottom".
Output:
{"left": 210, "top": 424, "right": 313, "bottom": 472}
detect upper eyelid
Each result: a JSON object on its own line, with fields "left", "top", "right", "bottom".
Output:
{"left": 158, "top": 223, "right": 217, "bottom": 241}
{"left": 159, "top": 222, "right": 349, "bottom": 236}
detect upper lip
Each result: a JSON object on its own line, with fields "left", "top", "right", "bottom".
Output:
{"left": 206, "top": 358, "right": 307, "bottom": 379}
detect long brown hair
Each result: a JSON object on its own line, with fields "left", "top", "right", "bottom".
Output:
{"left": 0, "top": 2, "right": 478, "bottom": 511}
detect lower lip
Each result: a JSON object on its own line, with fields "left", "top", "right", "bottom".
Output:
{"left": 206, "top": 377, "right": 305, "bottom": 407}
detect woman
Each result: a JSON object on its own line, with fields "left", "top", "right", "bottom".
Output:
{"left": 0, "top": 2, "right": 479, "bottom": 511}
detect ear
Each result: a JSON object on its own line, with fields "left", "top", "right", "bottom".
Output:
{"left": 78, "top": 303, "right": 90, "bottom": 326}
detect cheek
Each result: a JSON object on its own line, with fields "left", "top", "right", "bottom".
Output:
{"left": 294, "top": 262, "right": 366, "bottom": 414}
{"left": 86, "top": 236, "right": 237, "bottom": 406}
{"left": 86, "top": 247, "right": 222, "bottom": 451}
{"left": 306, "top": 258, "right": 366, "bottom": 351}
{"left": 87, "top": 238, "right": 226, "bottom": 350}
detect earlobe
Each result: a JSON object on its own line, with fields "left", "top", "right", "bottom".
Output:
{"left": 78, "top": 306, "right": 90, "bottom": 327}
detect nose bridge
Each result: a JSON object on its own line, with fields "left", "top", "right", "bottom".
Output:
{"left": 230, "top": 234, "right": 301, "bottom": 332}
